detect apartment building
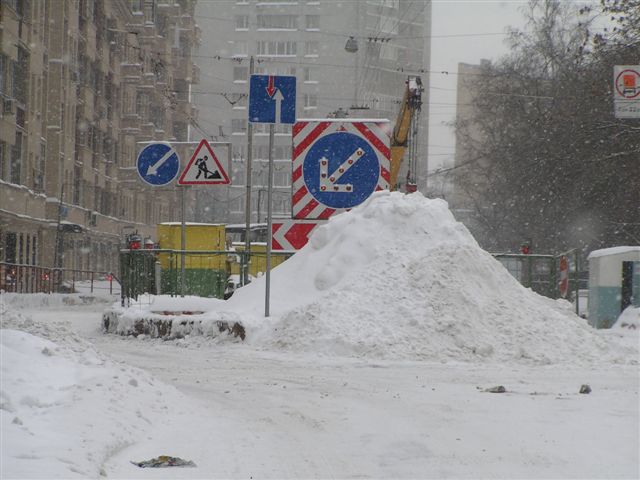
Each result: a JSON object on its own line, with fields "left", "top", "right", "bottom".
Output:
{"left": 450, "top": 60, "right": 493, "bottom": 247}
{"left": 0, "top": 0, "right": 199, "bottom": 274}
{"left": 193, "top": 0, "right": 431, "bottom": 224}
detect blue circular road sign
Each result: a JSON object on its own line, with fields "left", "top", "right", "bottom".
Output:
{"left": 136, "top": 142, "right": 180, "bottom": 186}
{"left": 303, "top": 132, "right": 379, "bottom": 209}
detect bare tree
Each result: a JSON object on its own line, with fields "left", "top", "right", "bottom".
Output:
{"left": 453, "top": 0, "right": 640, "bottom": 253}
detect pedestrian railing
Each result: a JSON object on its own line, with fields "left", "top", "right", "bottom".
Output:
{"left": 0, "top": 262, "right": 119, "bottom": 295}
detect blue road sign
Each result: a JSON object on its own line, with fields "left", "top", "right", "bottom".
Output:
{"left": 136, "top": 142, "right": 180, "bottom": 186}
{"left": 303, "top": 132, "right": 379, "bottom": 209}
{"left": 249, "top": 75, "right": 296, "bottom": 124}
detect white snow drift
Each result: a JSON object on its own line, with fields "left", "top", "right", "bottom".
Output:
{"left": 119, "top": 191, "right": 633, "bottom": 365}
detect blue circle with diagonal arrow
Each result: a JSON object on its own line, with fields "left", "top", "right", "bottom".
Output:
{"left": 136, "top": 142, "right": 180, "bottom": 186}
{"left": 303, "top": 132, "right": 379, "bottom": 209}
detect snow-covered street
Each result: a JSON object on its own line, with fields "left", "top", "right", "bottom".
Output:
{"left": 2, "top": 193, "right": 639, "bottom": 479}
{"left": 3, "top": 294, "right": 639, "bottom": 479}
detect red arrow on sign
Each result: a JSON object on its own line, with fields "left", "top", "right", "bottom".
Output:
{"left": 266, "top": 76, "right": 276, "bottom": 97}
{"left": 272, "top": 220, "right": 323, "bottom": 250}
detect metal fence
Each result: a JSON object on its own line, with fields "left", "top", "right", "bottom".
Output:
{"left": 118, "top": 248, "right": 294, "bottom": 305}
{"left": 0, "top": 261, "right": 118, "bottom": 294}
{"left": 493, "top": 250, "right": 584, "bottom": 314}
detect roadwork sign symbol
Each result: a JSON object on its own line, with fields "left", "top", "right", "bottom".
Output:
{"left": 178, "top": 139, "right": 230, "bottom": 185}
{"left": 137, "top": 142, "right": 180, "bottom": 186}
{"left": 249, "top": 75, "right": 296, "bottom": 124}
{"left": 292, "top": 120, "right": 390, "bottom": 219}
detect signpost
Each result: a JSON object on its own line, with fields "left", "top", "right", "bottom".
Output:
{"left": 249, "top": 74, "right": 296, "bottom": 317}
{"left": 613, "top": 65, "right": 640, "bottom": 119}
{"left": 292, "top": 120, "right": 390, "bottom": 219}
{"left": 136, "top": 142, "right": 180, "bottom": 186}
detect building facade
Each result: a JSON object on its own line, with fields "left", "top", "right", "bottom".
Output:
{"left": 0, "top": 0, "right": 199, "bottom": 275}
{"left": 193, "top": 0, "right": 432, "bottom": 224}
{"left": 450, "top": 60, "right": 494, "bottom": 248}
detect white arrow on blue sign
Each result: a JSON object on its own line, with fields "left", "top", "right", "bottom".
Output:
{"left": 249, "top": 75, "right": 296, "bottom": 124}
{"left": 136, "top": 142, "right": 181, "bottom": 186}
{"left": 303, "top": 132, "right": 380, "bottom": 209}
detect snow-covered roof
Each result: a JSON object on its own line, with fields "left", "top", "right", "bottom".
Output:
{"left": 587, "top": 246, "right": 640, "bottom": 260}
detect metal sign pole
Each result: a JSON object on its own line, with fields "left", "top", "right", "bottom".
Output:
{"left": 244, "top": 56, "right": 255, "bottom": 287}
{"left": 265, "top": 123, "right": 275, "bottom": 317}
{"left": 180, "top": 186, "right": 186, "bottom": 297}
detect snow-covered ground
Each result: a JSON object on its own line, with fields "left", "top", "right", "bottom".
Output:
{"left": 2, "top": 192, "right": 639, "bottom": 479}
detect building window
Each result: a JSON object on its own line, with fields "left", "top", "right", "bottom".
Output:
{"left": 305, "top": 15, "right": 319, "bottom": 30}
{"left": 235, "top": 15, "right": 249, "bottom": 30}
{"left": 257, "top": 14, "right": 298, "bottom": 30}
{"left": 255, "top": 66, "right": 296, "bottom": 76}
{"left": 233, "top": 40, "right": 248, "bottom": 57}
{"left": 233, "top": 66, "right": 248, "bottom": 82}
{"left": 303, "top": 67, "right": 317, "bottom": 83}
{"left": 10, "top": 132, "right": 23, "bottom": 184}
{"left": 304, "top": 41, "right": 319, "bottom": 56}
{"left": 257, "top": 41, "right": 297, "bottom": 56}
{"left": 0, "top": 54, "right": 6, "bottom": 96}
{"left": 131, "top": 0, "right": 142, "bottom": 12}
{"left": 304, "top": 94, "right": 317, "bottom": 109}
{"left": 231, "top": 118, "right": 247, "bottom": 134}
{"left": 0, "top": 142, "right": 6, "bottom": 181}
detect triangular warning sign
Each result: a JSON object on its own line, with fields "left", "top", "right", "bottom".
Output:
{"left": 178, "top": 139, "right": 230, "bottom": 185}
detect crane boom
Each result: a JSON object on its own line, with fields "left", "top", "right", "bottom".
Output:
{"left": 389, "top": 76, "right": 423, "bottom": 191}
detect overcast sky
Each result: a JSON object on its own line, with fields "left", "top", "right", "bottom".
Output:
{"left": 428, "top": 1, "right": 528, "bottom": 171}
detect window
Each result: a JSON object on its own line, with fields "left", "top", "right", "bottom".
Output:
{"left": 0, "top": 141, "right": 6, "bottom": 181}
{"left": 231, "top": 118, "right": 247, "bottom": 134}
{"left": 233, "top": 41, "right": 248, "bottom": 57}
{"left": 304, "top": 41, "right": 319, "bottom": 56}
{"left": 303, "top": 67, "right": 317, "bottom": 83}
{"left": 305, "top": 15, "right": 319, "bottom": 30}
{"left": 256, "top": 41, "right": 297, "bottom": 56}
{"left": 235, "top": 15, "right": 249, "bottom": 30}
{"left": 10, "top": 132, "right": 23, "bottom": 184}
{"left": 255, "top": 66, "right": 296, "bottom": 76}
{"left": 257, "top": 14, "right": 298, "bottom": 30}
{"left": 233, "top": 66, "right": 248, "bottom": 82}
{"left": 130, "top": 0, "right": 142, "bottom": 13}
{"left": 304, "top": 94, "right": 317, "bottom": 109}
{"left": 0, "top": 54, "right": 6, "bottom": 95}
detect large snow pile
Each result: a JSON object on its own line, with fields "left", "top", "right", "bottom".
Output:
{"left": 225, "top": 191, "right": 619, "bottom": 364}
{"left": 0, "top": 299, "right": 192, "bottom": 478}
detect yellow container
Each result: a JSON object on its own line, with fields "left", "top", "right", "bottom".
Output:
{"left": 157, "top": 223, "right": 226, "bottom": 270}
{"left": 229, "top": 242, "right": 288, "bottom": 277}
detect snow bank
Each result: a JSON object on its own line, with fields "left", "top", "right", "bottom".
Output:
{"left": 0, "top": 299, "right": 191, "bottom": 478}
{"left": 2, "top": 292, "right": 116, "bottom": 310}
{"left": 113, "top": 191, "right": 635, "bottom": 365}
{"left": 614, "top": 306, "right": 640, "bottom": 330}
{"left": 230, "top": 192, "right": 621, "bottom": 364}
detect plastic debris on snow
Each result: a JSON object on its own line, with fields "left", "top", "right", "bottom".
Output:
{"left": 131, "top": 456, "right": 197, "bottom": 468}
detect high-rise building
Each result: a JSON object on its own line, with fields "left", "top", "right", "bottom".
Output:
{"left": 0, "top": 0, "right": 199, "bottom": 277}
{"left": 450, "top": 60, "right": 493, "bottom": 247}
{"left": 193, "top": 0, "right": 431, "bottom": 224}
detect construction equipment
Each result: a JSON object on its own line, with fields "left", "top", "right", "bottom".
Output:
{"left": 389, "top": 76, "right": 424, "bottom": 192}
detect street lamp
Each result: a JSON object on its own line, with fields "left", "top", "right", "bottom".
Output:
{"left": 345, "top": 36, "right": 358, "bottom": 53}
